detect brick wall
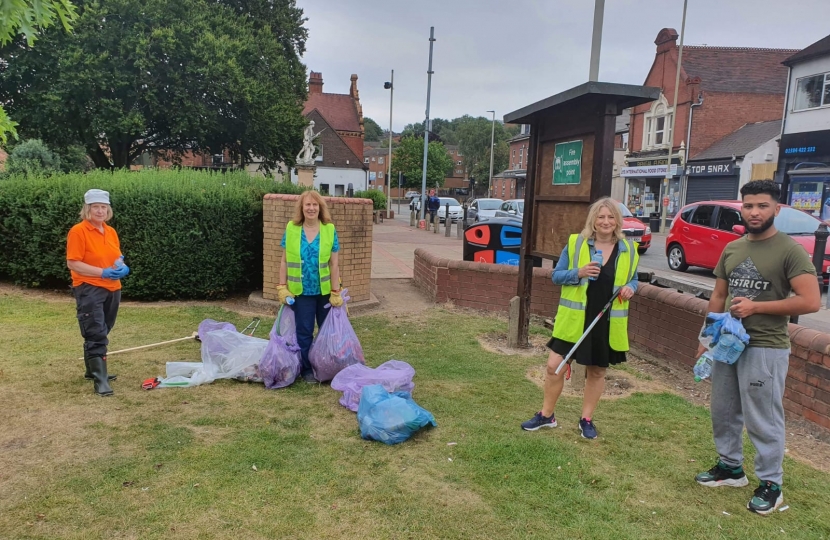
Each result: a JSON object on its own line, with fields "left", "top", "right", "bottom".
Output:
{"left": 414, "top": 249, "right": 830, "bottom": 433}
{"left": 263, "top": 194, "right": 374, "bottom": 303}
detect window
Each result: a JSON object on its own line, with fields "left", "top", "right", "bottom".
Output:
{"left": 680, "top": 206, "right": 696, "bottom": 223}
{"left": 378, "top": 172, "right": 383, "bottom": 179}
{"left": 716, "top": 207, "right": 742, "bottom": 232}
{"left": 793, "top": 73, "right": 830, "bottom": 111}
{"left": 690, "top": 205, "right": 716, "bottom": 227}
{"left": 643, "top": 100, "right": 673, "bottom": 148}
{"left": 212, "top": 154, "right": 224, "bottom": 165}
{"left": 320, "top": 183, "right": 330, "bottom": 195}
{"left": 371, "top": 157, "right": 375, "bottom": 162}
{"left": 457, "top": 160, "right": 462, "bottom": 165}
{"left": 364, "top": 157, "right": 369, "bottom": 163}
{"left": 315, "top": 144, "right": 323, "bottom": 161}
{"left": 379, "top": 157, "right": 384, "bottom": 165}
{"left": 519, "top": 148, "right": 523, "bottom": 157}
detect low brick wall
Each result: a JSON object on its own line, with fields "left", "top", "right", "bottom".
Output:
{"left": 263, "top": 194, "right": 373, "bottom": 303}
{"left": 414, "top": 248, "right": 830, "bottom": 432}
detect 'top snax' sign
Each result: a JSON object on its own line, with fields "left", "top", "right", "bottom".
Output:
{"left": 553, "top": 140, "right": 583, "bottom": 185}
{"left": 685, "top": 160, "right": 737, "bottom": 176}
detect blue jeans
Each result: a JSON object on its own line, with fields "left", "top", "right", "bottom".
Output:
{"left": 293, "top": 294, "right": 332, "bottom": 375}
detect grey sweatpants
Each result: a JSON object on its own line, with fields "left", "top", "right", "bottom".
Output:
{"left": 710, "top": 347, "right": 789, "bottom": 485}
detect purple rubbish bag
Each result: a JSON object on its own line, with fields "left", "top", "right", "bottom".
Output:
{"left": 308, "top": 289, "right": 365, "bottom": 382}
{"left": 331, "top": 360, "right": 416, "bottom": 412}
{"left": 260, "top": 305, "right": 302, "bottom": 389}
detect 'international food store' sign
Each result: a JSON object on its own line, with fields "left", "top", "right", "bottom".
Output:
{"left": 621, "top": 164, "right": 679, "bottom": 177}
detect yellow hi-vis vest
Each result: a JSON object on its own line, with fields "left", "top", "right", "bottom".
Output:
{"left": 552, "top": 234, "right": 639, "bottom": 351}
{"left": 284, "top": 221, "right": 335, "bottom": 296}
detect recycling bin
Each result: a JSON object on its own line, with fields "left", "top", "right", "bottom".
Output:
{"left": 463, "top": 217, "right": 541, "bottom": 267}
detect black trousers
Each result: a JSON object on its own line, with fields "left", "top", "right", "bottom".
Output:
{"left": 73, "top": 283, "right": 121, "bottom": 359}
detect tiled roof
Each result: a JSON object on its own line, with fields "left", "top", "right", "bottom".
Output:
{"left": 682, "top": 46, "right": 798, "bottom": 94}
{"left": 305, "top": 110, "right": 365, "bottom": 170}
{"left": 615, "top": 109, "right": 630, "bottom": 134}
{"left": 783, "top": 34, "right": 830, "bottom": 66}
{"left": 691, "top": 120, "right": 782, "bottom": 161}
{"left": 302, "top": 93, "right": 361, "bottom": 132}
{"left": 363, "top": 147, "right": 390, "bottom": 157}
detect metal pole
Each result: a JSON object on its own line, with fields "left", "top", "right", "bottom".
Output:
{"left": 813, "top": 223, "right": 829, "bottom": 291}
{"left": 386, "top": 69, "right": 394, "bottom": 217}
{"left": 588, "top": 0, "right": 605, "bottom": 81}
{"left": 420, "top": 27, "right": 436, "bottom": 219}
{"left": 487, "top": 110, "right": 496, "bottom": 198}
{"left": 661, "top": 0, "right": 688, "bottom": 233}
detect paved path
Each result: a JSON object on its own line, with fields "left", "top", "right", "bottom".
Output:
{"left": 371, "top": 217, "right": 829, "bottom": 333}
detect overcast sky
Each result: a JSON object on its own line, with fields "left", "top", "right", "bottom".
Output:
{"left": 298, "top": 0, "right": 830, "bottom": 131}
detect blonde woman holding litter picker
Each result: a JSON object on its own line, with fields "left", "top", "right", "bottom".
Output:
{"left": 277, "top": 191, "right": 343, "bottom": 383}
{"left": 66, "top": 189, "right": 130, "bottom": 396}
{"left": 521, "top": 197, "right": 639, "bottom": 439}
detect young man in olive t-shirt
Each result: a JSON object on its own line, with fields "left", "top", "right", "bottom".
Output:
{"left": 694, "top": 180, "right": 820, "bottom": 515}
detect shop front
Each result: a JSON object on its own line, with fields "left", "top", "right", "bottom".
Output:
{"left": 777, "top": 129, "right": 830, "bottom": 217}
{"left": 683, "top": 159, "right": 740, "bottom": 205}
{"left": 621, "top": 160, "right": 681, "bottom": 221}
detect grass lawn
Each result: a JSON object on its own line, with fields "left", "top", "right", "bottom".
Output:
{"left": 1, "top": 291, "right": 829, "bottom": 539}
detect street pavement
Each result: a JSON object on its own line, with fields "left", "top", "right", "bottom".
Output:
{"left": 371, "top": 213, "right": 829, "bottom": 333}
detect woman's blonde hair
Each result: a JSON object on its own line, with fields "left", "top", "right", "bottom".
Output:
{"left": 79, "top": 203, "right": 113, "bottom": 222}
{"left": 291, "top": 190, "right": 332, "bottom": 225}
{"left": 580, "top": 197, "right": 624, "bottom": 241}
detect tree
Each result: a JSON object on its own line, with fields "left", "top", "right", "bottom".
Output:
{"left": 0, "top": 0, "right": 79, "bottom": 144}
{"left": 0, "top": 0, "right": 308, "bottom": 170}
{"left": 363, "top": 117, "right": 383, "bottom": 142}
{"left": 5, "top": 139, "right": 61, "bottom": 176}
{"left": 456, "top": 115, "right": 511, "bottom": 182}
{"left": 390, "top": 136, "right": 453, "bottom": 190}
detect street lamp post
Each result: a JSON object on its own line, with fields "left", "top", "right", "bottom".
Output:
{"left": 384, "top": 71, "right": 394, "bottom": 216}
{"left": 487, "top": 110, "right": 495, "bottom": 198}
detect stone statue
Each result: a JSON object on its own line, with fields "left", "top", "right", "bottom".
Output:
{"left": 297, "top": 120, "right": 324, "bottom": 165}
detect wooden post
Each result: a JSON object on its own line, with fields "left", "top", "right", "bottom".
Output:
{"left": 514, "top": 122, "right": 541, "bottom": 348}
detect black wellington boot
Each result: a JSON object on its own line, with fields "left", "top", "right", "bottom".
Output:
{"left": 84, "top": 357, "right": 117, "bottom": 381}
{"left": 88, "top": 356, "right": 114, "bottom": 396}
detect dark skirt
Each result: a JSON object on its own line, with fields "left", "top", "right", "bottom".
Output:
{"left": 547, "top": 242, "right": 627, "bottom": 368}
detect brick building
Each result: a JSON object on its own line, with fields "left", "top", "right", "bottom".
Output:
{"left": 362, "top": 141, "right": 468, "bottom": 199}
{"left": 290, "top": 72, "right": 368, "bottom": 193}
{"left": 491, "top": 124, "right": 531, "bottom": 201}
{"left": 363, "top": 146, "right": 390, "bottom": 190}
{"left": 442, "top": 145, "right": 468, "bottom": 194}
{"left": 623, "top": 28, "right": 797, "bottom": 220}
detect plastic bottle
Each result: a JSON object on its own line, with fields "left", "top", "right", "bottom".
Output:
{"left": 113, "top": 257, "right": 125, "bottom": 270}
{"left": 590, "top": 250, "right": 603, "bottom": 281}
{"left": 693, "top": 351, "right": 714, "bottom": 382}
{"left": 285, "top": 296, "right": 295, "bottom": 306}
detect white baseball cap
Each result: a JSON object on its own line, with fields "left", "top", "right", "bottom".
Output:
{"left": 84, "top": 189, "right": 110, "bottom": 205}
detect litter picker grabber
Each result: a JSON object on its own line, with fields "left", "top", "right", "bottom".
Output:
{"left": 554, "top": 287, "right": 625, "bottom": 377}
{"left": 77, "top": 332, "right": 198, "bottom": 360}
{"left": 240, "top": 318, "right": 261, "bottom": 336}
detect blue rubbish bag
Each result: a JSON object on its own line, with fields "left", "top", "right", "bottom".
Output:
{"left": 699, "top": 312, "right": 750, "bottom": 365}
{"left": 357, "top": 384, "right": 437, "bottom": 445}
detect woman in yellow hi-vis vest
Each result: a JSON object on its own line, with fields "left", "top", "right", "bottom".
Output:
{"left": 277, "top": 191, "right": 343, "bottom": 383}
{"left": 521, "top": 198, "right": 639, "bottom": 439}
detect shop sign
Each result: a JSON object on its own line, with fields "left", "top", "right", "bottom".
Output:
{"left": 780, "top": 130, "right": 829, "bottom": 157}
{"left": 553, "top": 140, "right": 583, "bottom": 185}
{"left": 621, "top": 164, "right": 678, "bottom": 177}
{"left": 685, "top": 160, "right": 736, "bottom": 176}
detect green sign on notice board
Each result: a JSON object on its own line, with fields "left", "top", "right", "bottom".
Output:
{"left": 553, "top": 140, "right": 583, "bottom": 185}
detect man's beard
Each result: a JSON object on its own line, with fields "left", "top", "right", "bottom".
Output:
{"left": 745, "top": 214, "right": 775, "bottom": 234}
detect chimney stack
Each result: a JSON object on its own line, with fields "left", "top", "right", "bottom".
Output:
{"left": 309, "top": 71, "right": 323, "bottom": 94}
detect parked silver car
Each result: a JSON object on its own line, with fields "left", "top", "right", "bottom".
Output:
{"left": 436, "top": 197, "right": 463, "bottom": 223}
{"left": 467, "top": 198, "right": 503, "bottom": 223}
{"left": 494, "top": 199, "right": 524, "bottom": 219}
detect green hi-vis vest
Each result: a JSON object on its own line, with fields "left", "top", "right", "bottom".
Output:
{"left": 552, "top": 234, "right": 639, "bottom": 351}
{"left": 284, "top": 221, "right": 335, "bottom": 296}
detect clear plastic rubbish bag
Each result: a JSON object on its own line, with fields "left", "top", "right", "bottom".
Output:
{"left": 357, "top": 384, "right": 436, "bottom": 445}
{"left": 259, "top": 305, "right": 302, "bottom": 389}
{"left": 698, "top": 311, "right": 750, "bottom": 365}
{"left": 158, "top": 321, "right": 268, "bottom": 388}
{"left": 331, "top": 360, "right": 416, "bottom": 412}
{"left": 308, "top": 289, "right": 365, "bottom": 382}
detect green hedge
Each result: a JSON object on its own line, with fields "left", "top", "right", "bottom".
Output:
{"left": 353, "top": 189, "right": 386, "bottom": 211}
{"left": 0, "top": 169, "right": 304, "bottom": 299}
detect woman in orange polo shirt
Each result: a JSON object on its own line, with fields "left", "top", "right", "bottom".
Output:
{"left": 66, "top": 189, "right": 130, "bottom": 396}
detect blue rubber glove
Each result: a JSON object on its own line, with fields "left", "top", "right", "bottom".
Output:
{"left": 113, "top": 262, "right": 130, "bottom": 278}
{"left": 101, "top": 267, "right": 120, "bottom": 279}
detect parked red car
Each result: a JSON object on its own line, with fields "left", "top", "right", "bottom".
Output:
{"left": 617, "top": 201, "right": 652, "bottom": 254}
{"left": 666, "top": 200, "right": 830, "bottom": 280}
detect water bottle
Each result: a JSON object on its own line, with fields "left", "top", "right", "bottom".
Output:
{"left": 693, "top": 351, "right": 714, "bottom": 382}
{"left": 589, "top": 250, "right": 603, "bottom": 281}
{"left": 285, "top": 296, "right": 295, "bottom": 306}
{"left": 113, "top": 257, "right": 125, "bottom": 270}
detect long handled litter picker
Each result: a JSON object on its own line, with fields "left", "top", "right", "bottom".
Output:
{"left": 554, "top": 287, "right": 625, "bottom": 376}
